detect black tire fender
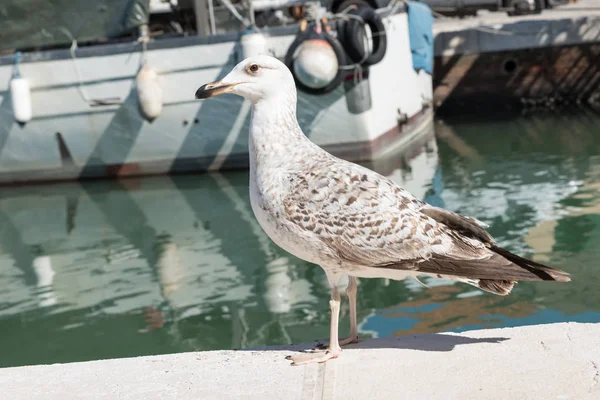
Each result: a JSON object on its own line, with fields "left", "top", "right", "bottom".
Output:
{"left": 342, "top": 5, "right": 387, "bottom": 67}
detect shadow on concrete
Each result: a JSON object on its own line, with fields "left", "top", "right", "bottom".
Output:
{"left": 353, "top": 333, "right": 509, "bottom": 352}
{"left": 243, "top": 333, "right": 509, "bottom": 353}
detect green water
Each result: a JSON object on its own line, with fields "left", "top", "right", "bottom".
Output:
{"left": 1, "top": 110, "right": 599, "bottom": 368}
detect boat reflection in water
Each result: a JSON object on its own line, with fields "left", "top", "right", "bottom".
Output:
{"left": 2, "top": 110, "right": 600, "bottom": 367}
{"left": 0, "top": 124, "right": 437, "bottom": 366}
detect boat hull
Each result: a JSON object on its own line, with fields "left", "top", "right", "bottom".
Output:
{"left": 0, "top": 12, "right": 432, "bottom": 185}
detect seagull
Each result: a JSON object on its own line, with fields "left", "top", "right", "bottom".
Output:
{"left": 195, "top": 55, "right": 571, "bottom": 366}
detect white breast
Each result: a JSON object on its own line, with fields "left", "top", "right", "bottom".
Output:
{"left": 247, "top": 107, "right": 334, "bottom": 267}
{"left": 248, "top": 171, "right": 278, "bottom": 241}
{"left": 249, "top": 167, "right": 330, "bottom": 266}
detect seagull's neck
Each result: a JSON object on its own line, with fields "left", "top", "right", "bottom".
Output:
{"left": 249, "top": 96, "right": 317, "bottom": 171}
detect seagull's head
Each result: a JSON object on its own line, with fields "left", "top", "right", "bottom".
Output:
{"left": 195, "top": 55, "right": 296, "bottom": 104}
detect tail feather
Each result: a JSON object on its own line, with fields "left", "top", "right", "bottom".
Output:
{"left": 418, "top": 205, "right": 571, "bottom": 285}
{"left": 490, "top": 245, "right": 571, "bottom": 282}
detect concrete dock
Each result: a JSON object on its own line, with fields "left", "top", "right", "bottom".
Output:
{"left": 432, "top": 0, "right": 600, "bottom": 113}
{"left": 1, "top": 322, "right": 598, "bottom": 399}
{"left": 434, "top": 0, "right": 600, "bottom": 57}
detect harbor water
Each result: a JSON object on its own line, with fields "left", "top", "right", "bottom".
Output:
{"left": 1, "top": 109, "right": 599, "bottom": 368}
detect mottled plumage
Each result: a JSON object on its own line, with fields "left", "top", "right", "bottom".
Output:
{"left": 260, "top": 151, "right": 569, "bottom": 293}
{"left": 195, "top": 55, "right": 571, "bottom": 366}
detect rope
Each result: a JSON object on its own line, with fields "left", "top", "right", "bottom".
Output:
{"left": 208, "top": 0, "right": 217, "bottom": 34}
{"left": 67, "top": 32, "right": 122, "bottom": 106}
{"left": 12, "top": 51, "right": 22, "bottom": 78}
{"left": 68, "top": 38, "right": 93, "bottom": 104}
{"left": 218, "top": 0, "right": 252, "bottom": 28}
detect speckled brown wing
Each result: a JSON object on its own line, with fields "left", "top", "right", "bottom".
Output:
{"left": 280, "top": 158, "right": 571, "bottom": 287}
{"left": 357, "top": 202, "right": 571, "bottom": 285}
{"left": 281, "top": 160, "right": 492, "bottom": 268}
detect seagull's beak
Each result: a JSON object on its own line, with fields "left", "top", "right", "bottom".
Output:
{"left": 195, "top": 79, "right": 238, "bottom": 99}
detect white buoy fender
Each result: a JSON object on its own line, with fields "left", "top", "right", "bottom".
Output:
{"left": 241, "top": 31, "right": 267, "bottom": 59}
{"left": 33, "top": 256, "right": 55, "bottom": 287}
{"left": 292, "top": 39, "right": 339, "bottom": 89}
{"left": 263, "top": 259, "right": 293, "bottom": 314}
{"left": 10, "top": 76, "right": 32, "bottom": 124}
{"left": 136, "top": 65, "right": 163, "bottom": 122}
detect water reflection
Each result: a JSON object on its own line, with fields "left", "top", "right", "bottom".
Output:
{"left": 1, "top": 110, "right": 600, "bottom": 367}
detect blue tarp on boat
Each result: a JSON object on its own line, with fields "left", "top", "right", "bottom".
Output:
{"left": 406, "top": 1, "right": 434, "bottom": 74}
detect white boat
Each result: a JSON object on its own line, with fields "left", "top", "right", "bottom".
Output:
{"left": 0, "top": 0, "right": 434, "bottom": 184}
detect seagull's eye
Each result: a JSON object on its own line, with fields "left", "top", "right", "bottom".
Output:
{"left": 248, "top": 64, "right": 260, "bottom": 73}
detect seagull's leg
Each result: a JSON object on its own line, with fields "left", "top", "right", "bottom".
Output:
{"left": 341, "top": 276, "right": 359, "bottom": 345}
{"left": 315, "top": 276, "right": 359, "bottom": 348}
{"left": 286, "top": 271, "right": 342, "bottom": 366}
